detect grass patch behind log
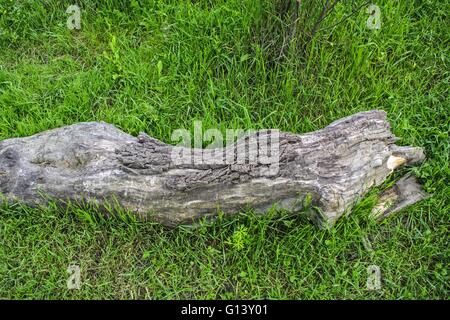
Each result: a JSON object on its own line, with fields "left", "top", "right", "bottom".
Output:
{"left": 0, "top": 0, "right": 448, "bottom": 299}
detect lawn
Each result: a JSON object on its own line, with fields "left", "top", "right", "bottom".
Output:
{"left": 0, "top": 0, "right": 448, "bottom": 299}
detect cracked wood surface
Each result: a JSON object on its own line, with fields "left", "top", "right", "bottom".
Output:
{"left": 0, "top": 110, "right": 425, "bottom": 227}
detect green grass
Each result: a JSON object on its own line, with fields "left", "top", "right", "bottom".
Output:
{"left": 0, "top": 0, "right": 448, "bottom": 299}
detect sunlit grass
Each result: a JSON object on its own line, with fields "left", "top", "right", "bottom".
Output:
{"left": 0, "top": 0, "right": 448, "bottom": 299}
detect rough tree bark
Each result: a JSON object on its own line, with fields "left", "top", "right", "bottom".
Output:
{"left": 0, "top": 110, "right": 426, "bottom": 228}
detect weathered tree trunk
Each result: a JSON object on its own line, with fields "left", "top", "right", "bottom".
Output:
{"left": 0, "top": 110, "right": 425, "bottom": 227}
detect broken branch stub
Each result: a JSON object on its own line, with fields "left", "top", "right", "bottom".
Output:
{"left": 0, "top": 110, "right": 425, "bottom": 227}
{"left": 371, "top": 174, "right": 430, "bottom": 221}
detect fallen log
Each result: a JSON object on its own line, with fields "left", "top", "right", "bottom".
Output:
{"left": 0, "top": 110, "right": 426, "bottom": 227}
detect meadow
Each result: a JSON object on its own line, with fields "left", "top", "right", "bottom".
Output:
{"left": 0, "top": 0, "right": 448, "bottom": 299}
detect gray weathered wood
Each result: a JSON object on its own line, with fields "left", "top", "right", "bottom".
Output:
{"left": 371, "top": 174, "right": 429, "bottom": 221}
{"left": 0, "top": 110, "right": 425, "bottom": 227}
